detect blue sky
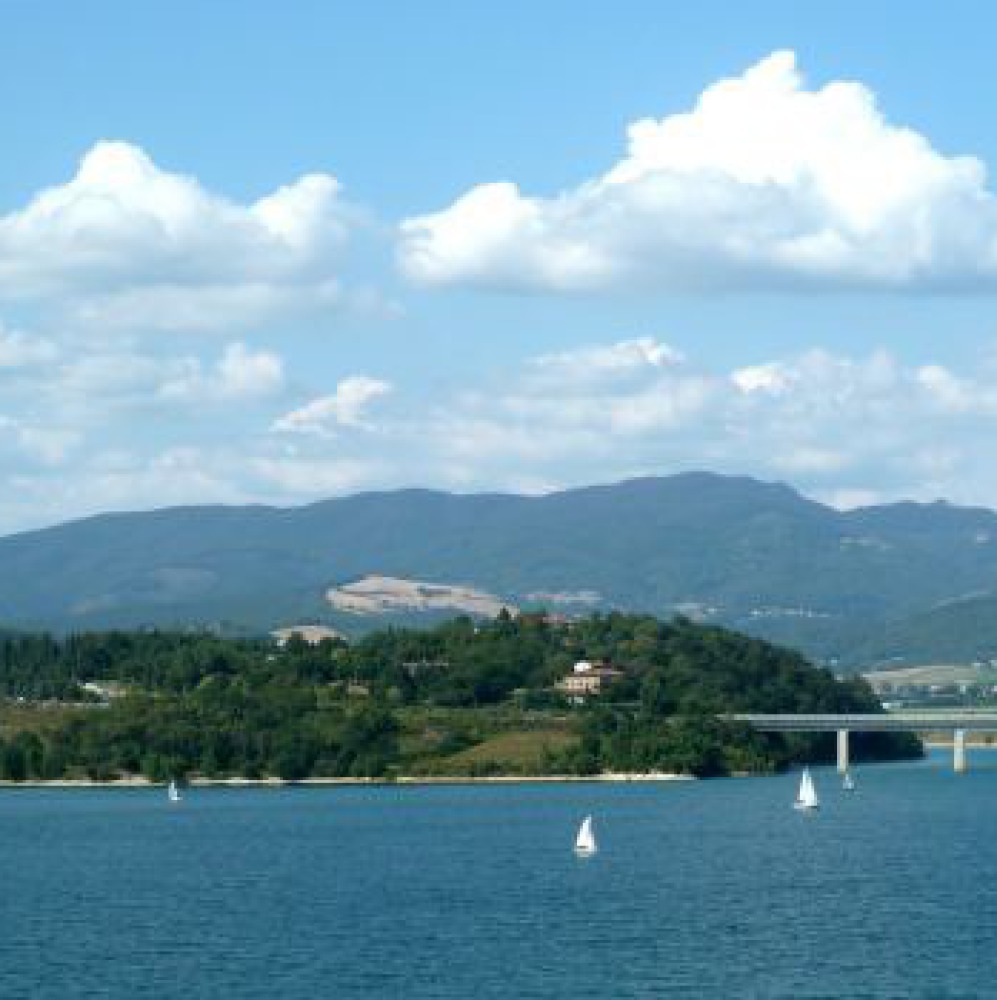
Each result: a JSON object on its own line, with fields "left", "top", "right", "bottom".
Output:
{"left": 2, "top": 1, "right": 997, "bottom": 530}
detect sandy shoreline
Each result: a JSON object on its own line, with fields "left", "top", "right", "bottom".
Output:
{"left": 0, "top": 771, "right": 695, "bottom": 789}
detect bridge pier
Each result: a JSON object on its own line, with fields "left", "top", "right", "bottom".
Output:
{"left": 837, "top": 729, "right": 850, "bottom": 774}
{"left": 954, "top": 729, "right": 968, "bottom": 773}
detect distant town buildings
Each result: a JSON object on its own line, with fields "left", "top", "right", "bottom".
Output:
{"left": 864, "top": 663, "right": 997, "bottom": 709}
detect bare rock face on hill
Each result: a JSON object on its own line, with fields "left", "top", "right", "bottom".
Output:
{"left": 325, "top": 576, "right": 516, "bottom": 618}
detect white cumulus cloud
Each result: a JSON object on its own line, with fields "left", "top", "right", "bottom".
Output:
{"left": 0, "top": 141, "right": 357, "bottom": 331}
{"left": 214, "top": 343, "right": 284, "bottom": 398}
{"left": 530, "top": 337, "right": 683, "bottom": 386}
{"left": 731, "top": 362, "right": 792, "bottom": 395}
{"left": 399, "top": 51, "right": 997, "bottom": 293}
{"left": 271, "top": 375, "right": 393, "bottom": 436}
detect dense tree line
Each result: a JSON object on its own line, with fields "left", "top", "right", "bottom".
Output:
{"left": 0, "top": 613, "right": 920, "bottom": 781}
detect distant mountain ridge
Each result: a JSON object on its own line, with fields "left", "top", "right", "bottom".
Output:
{"left": 3, "top": 472, "right": 997, "bottom": 667}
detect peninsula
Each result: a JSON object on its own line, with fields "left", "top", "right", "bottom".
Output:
{"left": 0, "top": 612, "right": 920, "bottom": 783}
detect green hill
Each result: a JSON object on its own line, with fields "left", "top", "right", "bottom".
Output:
{"left": 0, "top": 613, "right": 921, "bottom": 781}
{"left": 842, "top": 593, "right": 997, "bottom": 667}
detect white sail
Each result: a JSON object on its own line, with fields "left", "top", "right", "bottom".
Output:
{"left": 794, "top": 768, "right": 819, "bottom": 810}
{"left": 574, "top": 815, "right": 597, "bottom": 854}
{"left": 168, "top": 779, "right": 181, "bottom": 803}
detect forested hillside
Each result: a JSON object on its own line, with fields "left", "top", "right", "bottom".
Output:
{"left": 2, "top": 473, "right": 997, "bottom": 665}
{"left": 0, "top": 614, "right": 919, "bottom": 782}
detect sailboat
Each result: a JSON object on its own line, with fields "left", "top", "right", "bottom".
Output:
{"left": 842, "top": 771, "right": 855, "bottom": 791}
{"left": 167, "top": 779, "right": 182, "bottom": 804}
{"left": 793, "top": 768, "right": 819, "bottom": 811}
{"left": 574, "top": 815, "right": 597, "bottom": 855}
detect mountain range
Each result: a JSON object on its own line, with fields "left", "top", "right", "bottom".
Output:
{"left": 4, "top": 472, "right": 997, "bottom": 668}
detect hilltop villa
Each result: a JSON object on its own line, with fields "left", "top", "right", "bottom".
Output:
{"left": 557, "top": 660, "right": 623, "bottom": 700}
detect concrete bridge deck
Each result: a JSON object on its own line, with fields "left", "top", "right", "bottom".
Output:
{"left": 731, "top": 712, "right": 997, "bottom": 733}
{"left": 730, "top": 711, "right": 997, "bottom": 772}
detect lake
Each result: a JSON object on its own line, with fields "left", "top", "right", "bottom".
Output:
{"left": 0, "top": 751, "right": 994, "bottom": 998}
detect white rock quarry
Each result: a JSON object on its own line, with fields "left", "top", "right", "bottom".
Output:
{"left": 325, "top": 575, "right": 516, "bottom": 617}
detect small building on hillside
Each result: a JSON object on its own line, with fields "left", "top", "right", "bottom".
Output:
{"left": 556, "top": 660, "right": 623, "bottom": 700}
{"left": 81, "top": 681, "right": 126, "bottom": 703}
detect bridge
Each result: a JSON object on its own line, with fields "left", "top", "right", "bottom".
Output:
{"left": 731, "top": 712, "right": 997, "bottom": 773}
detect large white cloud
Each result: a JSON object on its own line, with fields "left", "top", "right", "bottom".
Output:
{"left": 399, "top": 51, "right": 997, "bottom": 292}
{"left": 0, "top": 141, "right": 356, "bottom": 331}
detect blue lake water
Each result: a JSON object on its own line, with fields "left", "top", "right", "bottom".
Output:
{"left": 1, "top": 750, "right": 994, "bottom": 998}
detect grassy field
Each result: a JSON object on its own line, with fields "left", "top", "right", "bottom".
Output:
{"left": 0, "top": 701, "right": 88, "bottom": 737}
{"left": 396, "top": 705, "right": 579, "bottom": 775}
{"left": 434, "top": 729, "right": 579, "bottom": 774}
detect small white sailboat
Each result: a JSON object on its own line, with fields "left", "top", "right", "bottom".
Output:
{"left": 793, "top": 768, "right": 819, "bottom": 811}
{"left": 167, "top": 779, "right": 182, "bottom": 804}
{"left": 842, "top": 771, "right": 855, "bottom": 791}
{"left": 574, "top": 815, "right": 597, "bottom": 855}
